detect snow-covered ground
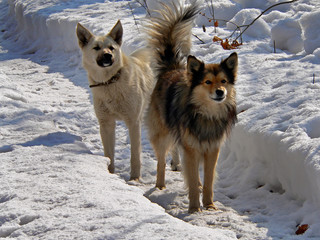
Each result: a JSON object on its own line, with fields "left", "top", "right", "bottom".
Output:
{"left": 1, "top": 0, "right": 320, "bottom": 239}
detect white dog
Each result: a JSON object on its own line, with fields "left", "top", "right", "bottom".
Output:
{"left": 76, "top": 20, "right": 153, "bottom": 180}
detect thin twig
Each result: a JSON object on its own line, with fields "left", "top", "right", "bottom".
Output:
{"left": 135, "top": 0, "right": 151, "bottom": 16}
{"left": 128, "top": 3, "right": 140, "bottom": 34}
{"left": 193, "top": 34, "right": 205, "bottom": 44}
{"left": 205, "top": 0, "right": 215, "bottom": 20}
{"left": 200, "top": 13, "right": 242, "bottom": 42}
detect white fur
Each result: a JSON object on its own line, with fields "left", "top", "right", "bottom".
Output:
{"left": 76, "top": 22, "right": 154, "bottom": 180}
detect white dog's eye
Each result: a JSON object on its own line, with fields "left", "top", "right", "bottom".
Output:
{"left": 93, "top": 46, "right": 101, "bottom": 51}
{"left": 109, "top": 46, "right": 114, "bottom": 51}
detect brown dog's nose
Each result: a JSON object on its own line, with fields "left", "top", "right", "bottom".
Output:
{"left": 216, "top": 89, "right": 224, "bottom": 97}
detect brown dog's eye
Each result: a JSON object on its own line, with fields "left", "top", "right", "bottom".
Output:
{"left": 205, "top": 80, "right": 212, "bottom": 85}
{"left": 221, "top": 79, "right": 227, "bottom": 83}
{"left": 93, "top": 46, "right": 101, "bottom": 51}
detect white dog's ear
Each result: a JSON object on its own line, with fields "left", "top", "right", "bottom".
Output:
{"left": 108, "top": 20, "right": 123, "bottom": 46}
{"left": 76, "top": 23, "right": 93, "bottom": 48}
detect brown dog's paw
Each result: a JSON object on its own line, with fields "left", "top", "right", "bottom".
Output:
{"left": 204, "top": 203, "right": 219, "bottom": 211}
{"left": 129, "top": 176, "right": 140, "bottom": 182}
{"left": 155, "top": 184, "right": 166, "bottom": 190}
{"left": 188, "top": 207, "right": 202, "bottom": 214}
{"left": 108, "top": 165, "right": 115, "bottom": 174}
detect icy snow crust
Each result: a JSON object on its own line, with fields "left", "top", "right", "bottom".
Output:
{"left": 1, "top": 0, "right": 320, "bottom": 239}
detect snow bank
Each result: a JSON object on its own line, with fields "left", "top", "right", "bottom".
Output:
{"left": 5, "top": 0, "right": 79, "bottom": 53}
{"left": 4, "top": 0, "right": 138, "bottom": 54}
{"left": 219, "top": 127, "right": 320, "bottom": 238}
{"left": 262, "top": 10, "right": 288, "bottom": 23}
{"left": 222, "top": 125, "right": 320, "bottom": 204}
{"left": 226, "top": 8, "right": 270, "bottom": 39}
{"left": 271, "top": 19, "right": 303, "bottom": 53}
{"left": 300, "top": 10, "right": 320, "bottom": 54}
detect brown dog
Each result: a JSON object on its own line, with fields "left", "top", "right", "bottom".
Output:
{"left": 145, "top": 3, "right": 238, "bottom": 212}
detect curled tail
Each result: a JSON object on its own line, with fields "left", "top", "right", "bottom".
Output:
{"left": 146, "top": 2, "right": 200, "bottom": 73}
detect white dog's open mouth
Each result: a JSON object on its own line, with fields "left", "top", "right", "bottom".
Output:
{"left": 101, "top": 62, "right": 113, "bottom": 67}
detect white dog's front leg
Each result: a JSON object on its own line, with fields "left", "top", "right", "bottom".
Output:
{"left": 170, "top": 146, "right": 181, "bottom": 171}
{"left": 99, "top": 119, "right": 116, "bottom": 174}
{"left": 127, "top": 121, "right": 141, "bottom": 181}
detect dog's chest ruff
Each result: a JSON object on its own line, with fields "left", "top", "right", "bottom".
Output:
{"left": 89, "top": 69, "right": 122, "bottom": 88}
{"left": 184, "top": 108, "right": 237, "bottom": 143}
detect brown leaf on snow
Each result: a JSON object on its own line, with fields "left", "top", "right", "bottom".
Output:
{"left": 213, "top": 37, "right": 242, "bottom": 50}
{"left": 295, "top": 224, "right": 309, "bottom": 235}
{"left": 231, "top": 40, "right": 242, "bottom": 48}
{"left": 213, "top": 36, "right": 223, "bottom": 42}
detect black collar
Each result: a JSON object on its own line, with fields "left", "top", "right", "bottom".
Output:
{"left": 89, "top": 69, "right": 122, "bottom": 88}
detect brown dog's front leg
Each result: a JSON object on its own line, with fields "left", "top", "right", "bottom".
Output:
{"left": 183, "top": 147, "right": 201, "bottom": 213}
{"left": 203, "top": 148, "right": 220, "bottom": 210}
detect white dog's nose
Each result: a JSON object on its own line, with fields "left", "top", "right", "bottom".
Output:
{"left": 97, "top": 53, "right": 113, "bottom": 67}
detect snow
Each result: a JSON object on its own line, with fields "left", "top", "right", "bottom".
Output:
{"left": 300, "top": 10, "right": 320, "bottom": 54}
{"left": 232, "top": 0, "right": 269, "bottom": 9}
{"left": 195, "top": 0, "right": 240, "bottom": 27}
{"left": 271, "top": 19, "right": 303, "bottom": 53}
{"left": 1, "top": 0, "right": 320, "bottom": 239}
{"left": 227, "top": 8, "right": 271, "bottom": 39}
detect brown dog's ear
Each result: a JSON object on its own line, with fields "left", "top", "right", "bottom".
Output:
{"left": 221, "top": 52, "right": 238, "bottom": 83}
{"left": 221, "top": 52, "right": 238, "bottom": 74}
{"left": 187, "top": 55, "right": 204, "bottom": 73}
{"left": 108, "top": 20, "right": 123, "bottom": 46}
{"left": 76, "top": 23, "right": 93, "bottom": 48}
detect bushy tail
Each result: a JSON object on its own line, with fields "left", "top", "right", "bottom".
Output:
{"left": 146, "top": 2, "right": 200, "bottom": 73}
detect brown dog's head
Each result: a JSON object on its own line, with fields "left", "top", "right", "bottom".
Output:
{"left": 187, "top": 53, "right": 238, "bottom": 118}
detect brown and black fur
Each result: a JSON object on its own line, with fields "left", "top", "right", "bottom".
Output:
{"left": 145, "top": 2, "right": 238, "bottom": 213}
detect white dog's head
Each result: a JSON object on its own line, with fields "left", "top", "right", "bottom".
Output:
{"left": 76, "top": 21, "right": 123, "bottom": 71}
